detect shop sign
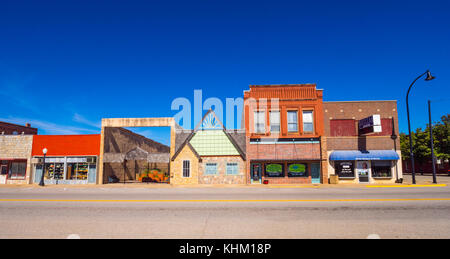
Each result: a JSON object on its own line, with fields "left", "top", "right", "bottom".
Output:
{"left": 359, "top": 114, "right": 382, "bottom": 134}
{"left": 336, "top": 161, "right": 354, "bottom": 178}
{"left": 265, "top": 163, "right": 284, "bottom": 177}
{"left": 288, "top": 163, "right": 307, "bottom": 177}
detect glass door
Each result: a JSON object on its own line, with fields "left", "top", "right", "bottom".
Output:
{"left": 250, "top": 163, "right": 262, "bottom": 184}
{"left": 356, "top": 161, "right": 370, "bottom": 183}
{"left": 311, "top": 163, "right": 320, "bottom": 184}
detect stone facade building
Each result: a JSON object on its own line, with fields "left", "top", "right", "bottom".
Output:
{"left": 0, "top": 135, "right": 34, "bottom": 184}
{"left": 171, "top": 110, "right": 246, "bottom": 185}
{"left": 323, "top": 100, "right": 402, "bottom": 183}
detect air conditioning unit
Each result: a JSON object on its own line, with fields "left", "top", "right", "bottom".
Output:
{"left": 86, "top": 157, "right": 97, "bottom": 164}
{"left": 32, "top": 158, "right": 44, "bottom": 164}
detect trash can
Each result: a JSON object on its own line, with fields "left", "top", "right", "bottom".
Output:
{"left": 329, "top": 175, "right": 339, "bottom": 184}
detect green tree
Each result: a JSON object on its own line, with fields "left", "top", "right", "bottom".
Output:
{"left": 401, "top": 114, "right": 450, "bottom": 165}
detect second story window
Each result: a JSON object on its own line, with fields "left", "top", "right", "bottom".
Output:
{"left": 303, "top": 110, "right": 314, "bottom": 133}
{"left": 287, "top": 111, "right": 298, "bottom": 132}
{"left": 254, "top": 111, "right": 265, "bottom": 133}
{"left": 269, "top": 111, "right": 280, "bottom": 133}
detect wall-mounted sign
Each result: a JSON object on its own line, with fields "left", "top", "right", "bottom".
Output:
{"left": 265, "top": 163, "right": 284, "bottom": 177}
{"left": 359, "top": 114, "right": 382, "bottom": 134}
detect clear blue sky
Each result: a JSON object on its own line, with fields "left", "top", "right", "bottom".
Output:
{"left": 1, "top": 0, "right": 449, "bottom": 145}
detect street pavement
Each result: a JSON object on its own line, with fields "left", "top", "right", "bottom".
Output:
{"left": 1, "top": 183, "right": 450, "bottom": 239}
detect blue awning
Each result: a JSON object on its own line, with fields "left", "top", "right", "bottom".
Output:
{"left": 329, "top": 150, "right": 399, "bottom": 161}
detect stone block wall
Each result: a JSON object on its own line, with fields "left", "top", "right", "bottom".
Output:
{"left": 0, "top": 135, "right": 33, "bottom": 184}
{"left": 198, "top": 156, "right": 246, "bottom": 184}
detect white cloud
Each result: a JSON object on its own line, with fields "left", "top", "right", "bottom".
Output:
{"left": 0, "top": 117, "right": 99, "bottom": 135}
{"left": 72, "top": 113, "right": 101, "bottom": 128}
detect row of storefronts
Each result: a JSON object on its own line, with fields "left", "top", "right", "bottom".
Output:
{"left": 0, "top": 84, "right": 403, "bottom": 185}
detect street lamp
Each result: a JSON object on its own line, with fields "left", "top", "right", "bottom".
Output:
{"left": 39, "top": 148, "right": 48, "bottom": 186}
{"left": 406, "top": 70, "right": 435, "bottom": 184}
{"left": 428, "top": 100, "right": 437, "bottom": 184}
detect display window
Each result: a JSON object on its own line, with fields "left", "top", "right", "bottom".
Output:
{"left": 371, "top": 160, "right": 392, "bottom": 178}
{"left": 335, "top": 161, "right": 355, "bottom": 178}
{"left": 67, "top": 163, "right": 88, "bottom": 180}
{"left": 265, "top": 163, "right": 284, "bottom": 177}
{"left": 44, "top": 163, "right": 64, "bottom": 180}
{"left": 288, "top": 163, "right": 308, "bottom": 177}
{"left": 8, "top": 162, "right": 27, "bottom": 179}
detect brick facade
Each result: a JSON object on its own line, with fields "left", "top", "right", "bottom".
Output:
{"left": 0, "top": 121, "right": 37, "bottom": 135}
{"left": 244, "top": 84, "right": 327, "bottom": 184}
{"left": 323, "top": 101, "right": 402, "bottom": 183}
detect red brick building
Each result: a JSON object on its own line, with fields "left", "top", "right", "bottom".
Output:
{"left": 0, "top": 121, "right": 37, "bottom": 135}
{"left": 323, "top": 101, "right": 402, "bottom": 183}
{"left": 243, "top": 84, "right": 328, "bottom": 184}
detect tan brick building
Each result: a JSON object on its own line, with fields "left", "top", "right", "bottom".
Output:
{"left": 323, "top": 101, "right": 402, "bottom": 184}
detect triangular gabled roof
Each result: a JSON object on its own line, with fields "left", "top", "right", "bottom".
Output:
{"left": 171, "top": 109, "right": 246, "bottom": 161}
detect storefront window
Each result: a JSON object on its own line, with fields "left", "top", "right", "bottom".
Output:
{"left": 8, "top": 161, "right": 27, "bottom": 179}
{"left": 67, "top": 163, "right": 89, "bottom": 180}
{"left": 265, "top": 163, "right": 284, "bottom": 177}
{"left": 44, "top": 163, "right": 64, "bottom": 180}
{"left": 288, "top": 163, "right": 307, "bottom": 177}
{"left": 371, "top": 161, "right": 392, "bottom": 178}
{"left": 335, "top": 161, "right": 355, "bottom": 178}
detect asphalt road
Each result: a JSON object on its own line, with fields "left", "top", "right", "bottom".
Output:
{"left": 1, "top": 185, "right": 450, "bottom": 239}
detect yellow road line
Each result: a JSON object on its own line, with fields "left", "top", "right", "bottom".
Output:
{"left": 269, "top": 186, "right": 320, "bottom": 189}
{"left": 1, "top": 198, "right": 450, "bottom": 203}
{"left": 366, "top": 184, "right": 447, "bottom": 188}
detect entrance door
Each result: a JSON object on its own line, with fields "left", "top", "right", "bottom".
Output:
{"left": 311, "top": 163, "right": 321, "bottom": 184}
{"left": 356, "top": 161, "right": 370, "bottom": 183}
{"left": 250, "top": 163, "right": 262, "bottom": 184}
{"left": 0, "top": 165, "right": 7, "bottom": 184}
{"left": 34, "top": 165, "right": 43, "bottom": 183}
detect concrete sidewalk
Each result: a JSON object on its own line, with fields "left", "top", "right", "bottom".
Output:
{"left": 1, "top": 175, "right": 448, "bottom": 189}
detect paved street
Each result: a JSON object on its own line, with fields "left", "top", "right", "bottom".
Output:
{"left": 1, "top": 184, "right": 450, "bottom": 239}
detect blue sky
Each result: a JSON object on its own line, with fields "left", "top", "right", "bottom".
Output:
{"left": 1, "top": 0, "right": 449, "bottom": 145}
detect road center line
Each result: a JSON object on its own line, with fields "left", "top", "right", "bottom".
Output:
{"left": 1, "top": 198, "right": 450, "bottom": 203}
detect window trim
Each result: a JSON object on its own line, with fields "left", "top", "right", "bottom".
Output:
{"left": 269, "top": 110, "right": 281, "bottom": 133}
{"left": 302, "top": 109, "right": 314, "bottom": 134}
{"left": 182, "top": 160, "right": 191, "bottom": 178}
{"left": 253, "top": 110, "right": 266, "bottom": 134}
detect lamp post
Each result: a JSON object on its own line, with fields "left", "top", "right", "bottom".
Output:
{"left": 428, "top": 100, "right": 437, "bottom": 184}
{"left": 406, "top": 70, "right": 435, "bottom": 184}
{"left": 39, "top": 148, "right": 48, "bottom": 186}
